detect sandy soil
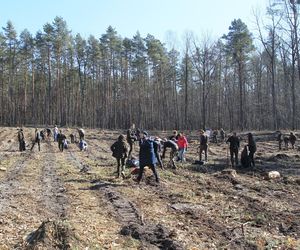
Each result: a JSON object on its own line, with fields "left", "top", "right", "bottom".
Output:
{"left": 0, "top": 127, "right": 299, "bottom": 249}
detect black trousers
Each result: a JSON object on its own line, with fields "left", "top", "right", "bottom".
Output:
{"left": 169, "top": 150, "right": 177, "bottom": 169}
{"left": 199, "top": 144, "right": 208, "bottom": 161}
{"left": 230, "top": 148, "right": 238, "bottom": 166}
{"left": 19, "top": 140, "right": 25, "bottom": 151}
{"left": 162, "top": 148, "right": 177, "bottom": 168}
{"left": 248, "top": 150, "right": 255, "bottom": 167}
{"left": 116, "top": 157, "right": 126, "bottom": 176}
{"left": 58, "top": 141, "right": 64, "bottom": 152}
{"left": 31, "top": 140, "right": 40, "bottom": 151}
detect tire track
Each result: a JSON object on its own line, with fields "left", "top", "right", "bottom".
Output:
{"left": 0, "top": 152, "right": 32, "bottom": 213}
{"left": 67, "top": 149, "right": 183, "bottom": 249}
{"left": 66, "top": 149, "right": 142, "bottom": 225}
{"left": 20, "top": 141, "right": 71, "bottom": 249}
{"left": 58, "top": 148, "right": 128, "bottom": 248}
{"left": 0, "top": 141, "right": 71, "bottom": 249}
{"left": 39, "top": 142, "right": 67, "bottom": 219}
{"left": 91, "top": 182, "right": 143, "bottom": 225}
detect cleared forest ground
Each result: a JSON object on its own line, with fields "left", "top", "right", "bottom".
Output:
{"left": 0, "top": 127, "right": 300, "bottom": 249}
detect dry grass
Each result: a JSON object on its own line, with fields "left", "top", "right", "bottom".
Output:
{"left": 0, "top": 127, "right": 300, "bottom": 249}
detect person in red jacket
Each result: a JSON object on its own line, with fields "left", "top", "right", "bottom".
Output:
{"left": 177, "top": 133, "right": 188, "bottom": 162}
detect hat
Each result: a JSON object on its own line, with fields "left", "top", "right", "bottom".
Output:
{"left": 142, "top": 131, "right": 148, "bottom": 136}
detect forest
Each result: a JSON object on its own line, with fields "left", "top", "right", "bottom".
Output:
{"left": 1, "top": 1, "right": 300, "bottom": 249}
{"left": 0, "top": 0, "right": 300, "bottom": 131}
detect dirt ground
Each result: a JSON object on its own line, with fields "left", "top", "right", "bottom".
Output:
{"left": 0, "top": 127, "right": 300, "bottom": 250}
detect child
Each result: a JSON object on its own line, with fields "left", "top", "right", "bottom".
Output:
{"left": 111, "top": 134, "right": 128, "bottom": 178}
{"left": 177, "top": 133, "right": 188, "bottom": 162}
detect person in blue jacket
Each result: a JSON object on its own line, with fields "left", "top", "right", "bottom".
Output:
{"left": 136, "top": 131, "right": 162, "bottom": 184}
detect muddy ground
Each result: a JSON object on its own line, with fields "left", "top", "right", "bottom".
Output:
{"left": 0, "top": 127, "right": 299, "bottom": 249}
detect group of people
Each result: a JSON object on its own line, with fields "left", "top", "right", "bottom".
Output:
{"left": 111, "top": 130, "right": 163, "bottom": 181}
{"left": 198, "top": 130, "right": 256, "bottom": 168}
{"left": 17, "top": 127, "right": 88, "bottom": 152}
{"left": 111, "top": 128, "right": 299, "bottom": 184}
{"left": 110, "top": 128, "right": 201, "bottom": 183}
{"left": 17, "top": 126, "right": 298, "bottom": 185}
{"left": 227, "top": 132, "right": 257, "bottom": 168}
{"left": 110, "top": 128, "right": 220, "bottom": 183}
{"left": 277, "top": 131, "right": 297, "bottom": 150}
{"left": 211, "top": 128, "right": 226, "bottom": 144}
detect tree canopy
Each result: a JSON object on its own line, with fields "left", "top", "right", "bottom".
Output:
{"left": 0, "top": 7, "right": 300, "bottom": 130}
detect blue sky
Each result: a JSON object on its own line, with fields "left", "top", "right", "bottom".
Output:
{"left": 1, "top": 0, "right": 269, "bottom": 45}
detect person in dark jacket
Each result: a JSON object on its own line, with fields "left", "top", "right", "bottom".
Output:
{"left": 136, "top": 131, "right": 160, "bottom": 184}
{"left": 40, "top": 130, "right": 45, "bottom": 141}
{"left": 126, "top": 129, "right": 137, "bottom": 159}
{"left": 199, "top": 130, "right": 208, "bottom": 161}
{"left": 289, "top": 132, "right": 297, "bottom": 149}
{"left": 78, "top": 128, "right": 85, "bottom": 141}
{"left": 57, "top": 130, "right": 67, "bottom": 152}
{"left": 135, "top": 128, "right": 141, "bottom": 141}
{"left": 212, "top": 130, "right": 218, "bottom": 143}
{"left": 46, "top": 128, "right": 52, "bottom": 138}
{"left": 241, "top": 146, "right": 250, "bottom": 168}
{"left": 220, "top": 128, "right": 225, "bottom": 142}
{"left": 169, "top": 130, "right": 179, "bottom": 141}
{"left": 17, "top": 128, "right": 26, "bottom": 152}
{"left": 161, "top": 139, "right": 178, "bottom": 169}
{"left": 247, "top": 133, "right": 256, "bottom": 167}
{"left": 70, "top": 133, "right": 75, "bottom": 143}
{"left": 30, "top": 128, "right": 41, "bottom": 151}
{"left": 226, "top": 132, "right": 240, "bottom": 167}
{"left": 111, "top": 134, "right": 128, "bottom": 178}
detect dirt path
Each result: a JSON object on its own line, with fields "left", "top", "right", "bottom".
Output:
{"left": 54, "top": 146, "right": 136, "bottom": 248}
{"left": 0, "top": 141, "right": 70, "bottom": 249}
{"left": 0, "top": 152, "right": 32, "bottom": 214}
